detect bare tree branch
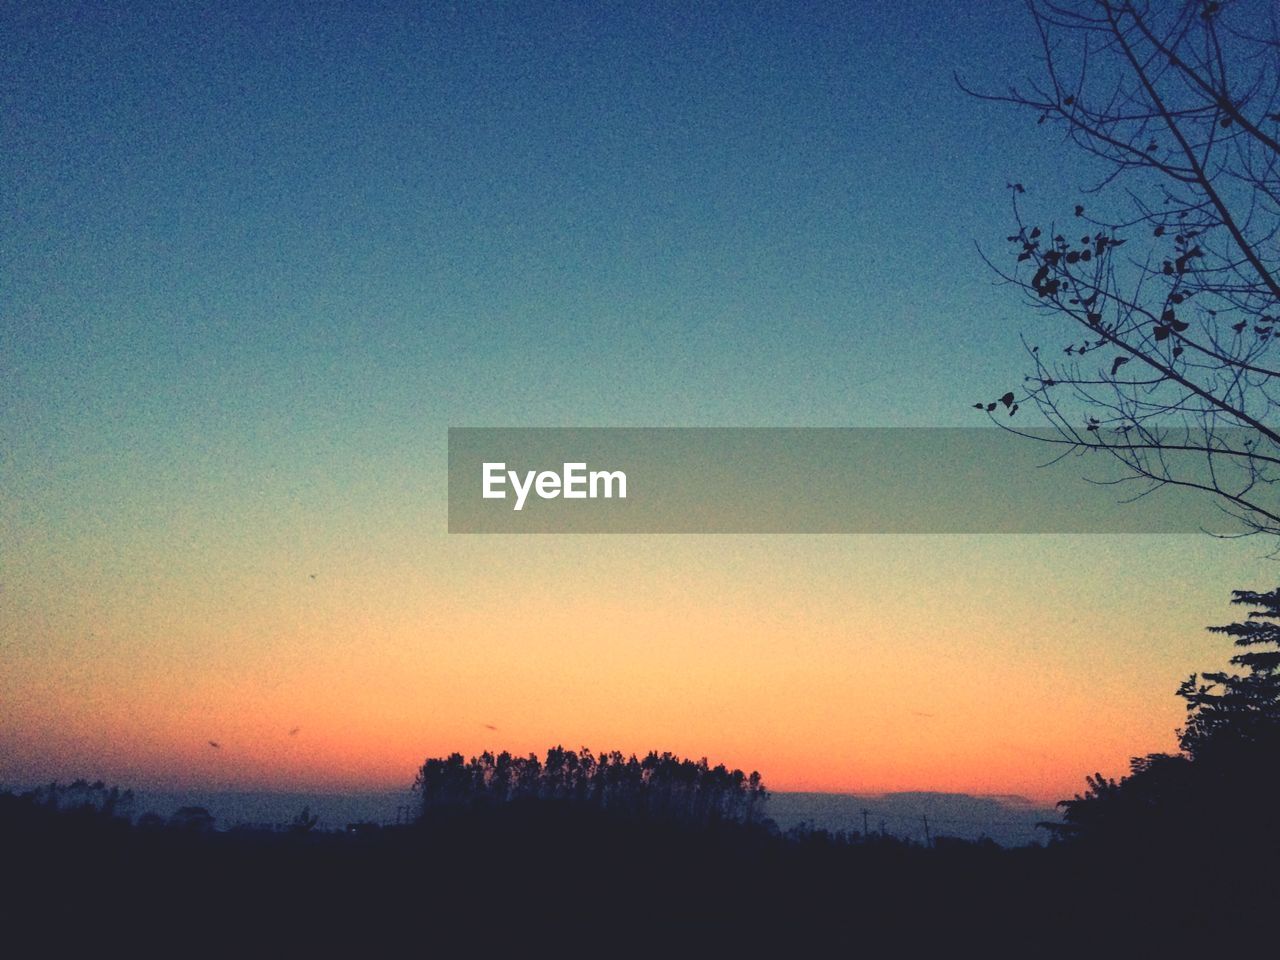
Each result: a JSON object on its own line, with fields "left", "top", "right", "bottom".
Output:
{"left": 964, "top": 0, "right": 1280, "bottom": 539}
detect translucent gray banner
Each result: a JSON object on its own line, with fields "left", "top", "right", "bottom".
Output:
{"left": 447, "top": 427, "right": 1239, "bottom": 533}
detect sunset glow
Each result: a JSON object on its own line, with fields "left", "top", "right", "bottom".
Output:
{"left": 1, "top": 0, "right": 1267, "bottom": 810}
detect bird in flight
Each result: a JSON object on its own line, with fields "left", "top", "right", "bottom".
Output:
{"left": 208, "top": 740, "right": 221, "bottom": 749}
{"left": 483, "top": 723, "right": 498, "bottom": 731}
{"left": 288, "top": 727, "right": 300, "bottom": 736}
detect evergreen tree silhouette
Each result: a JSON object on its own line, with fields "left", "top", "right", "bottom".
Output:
{"left": 1053, "top": 586, "right": 1280, "bottom": 856}
{"left": 1178, "top": 587, "right": 1280, "bottom": 761}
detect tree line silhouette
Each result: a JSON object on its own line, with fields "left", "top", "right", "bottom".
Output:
{"left": 414, "top": 747, "right": 767, "bottom": 827}
{"left": 6, "top": 585, "right": 1280, "bottom": 949}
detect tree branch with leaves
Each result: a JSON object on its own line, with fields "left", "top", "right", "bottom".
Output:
{"left": 963, "top": 0, "right": 1280, "bottom": 537}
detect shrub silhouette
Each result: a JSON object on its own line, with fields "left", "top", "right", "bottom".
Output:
{"left": 168, "top": 805, "right": 216, "bottom": 832}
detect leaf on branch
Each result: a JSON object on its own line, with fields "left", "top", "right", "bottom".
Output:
{"left": 1154, "top": 225, "right": 1165, "bottom": 236}
{"left": 1173, "top": 347, "right": 1183, "bottom": 358}
{"left": 1154, "top": 325, "right": 1171, "bottom": 341}
{"left": 1110, "top": 356, "right": 1130, "bottom": 376}
{"left": 1074, "top": 205, "right": 1084, "bottom": 216}
{"left": 1174, "top": 247, "right": 1204, "bottom": 274}
{"left": 999, "top": 392, "right": 1016, "bottom": 409}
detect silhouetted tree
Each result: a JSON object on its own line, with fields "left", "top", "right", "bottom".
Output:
{"left": 963, "top": 0, "right": 1280, "bottom": 538}
{"left": 1051, "top": 585, "right": 1280, "bottom": 852}
{"left": 1178, "top": 586, "right": 1280, "bottom": 758}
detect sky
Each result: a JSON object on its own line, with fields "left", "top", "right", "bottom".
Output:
{"left": 1, "top": 0, "right": 1272, "bottom": 804}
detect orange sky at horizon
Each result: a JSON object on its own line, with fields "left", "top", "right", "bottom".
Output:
{"left": 2, "top": 531, "right": 1262, "bottom": 805}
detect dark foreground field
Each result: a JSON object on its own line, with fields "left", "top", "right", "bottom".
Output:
{"left": 2, "top": 791, "right": 1274, "bottom": 953}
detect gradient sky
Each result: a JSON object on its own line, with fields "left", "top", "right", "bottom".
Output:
{"left": 2, "top": 0, "right": 1271, "bottom": 803}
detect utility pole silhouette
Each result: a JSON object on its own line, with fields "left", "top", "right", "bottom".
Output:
{"left": 861, "top": 808, "right": 870, "bottom": 839}
{"left": 921, "top": 814, "right": 932, "bottom": 848}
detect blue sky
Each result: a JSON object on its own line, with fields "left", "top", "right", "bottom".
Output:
{"left": 5, "top": 1, "right": 1072, "bottom": 445}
